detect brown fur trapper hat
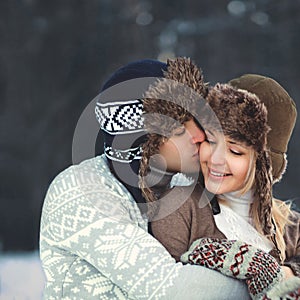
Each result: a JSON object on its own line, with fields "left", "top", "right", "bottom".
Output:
{"left": 203, "top": 83, "right": 274, "bottom": 236}
{"left": 229, "top": 74, "right": 297, "bottom": 183}
{"left": 139, "top": 57, "right": 208, "bottom": 213}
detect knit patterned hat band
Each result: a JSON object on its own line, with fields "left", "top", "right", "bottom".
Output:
{"left": 95, "top": 98, "right": 144, "bottom": 163}
{"left": 96, "top": 75, "right": 167, "bottom": 164}
{"left": 95, "top": 99, "right": 144, "bottom": 136}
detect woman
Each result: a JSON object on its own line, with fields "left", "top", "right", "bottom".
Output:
{"left": 198, "top": 83, "right": 291, "bottom": 261}
{"left": 148, "top": 81, "right": 300, "bottom": 299}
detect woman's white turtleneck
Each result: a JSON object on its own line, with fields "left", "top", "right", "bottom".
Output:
{"left": 214, "top": 189, "right": 273, "bottom": 252}
{"left": 220, "top": 190, "right": 254, "bottom": 223}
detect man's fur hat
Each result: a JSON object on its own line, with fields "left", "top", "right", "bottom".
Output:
{"left": 139, "top": 57, "right": 208, "bottom": 217}
{"left": 202, "top": 83, "right": 274, "bottom": 236}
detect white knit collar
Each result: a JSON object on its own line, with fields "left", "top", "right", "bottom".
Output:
{"left": 144, "top": 166, "right": 174, "bottom": 188}
{"left": 219, "top": 190, "right": 254, "bottom": 223}
{"left": 215, "top": 189, "right": 273, "bottom": 252}
{"left": 214, "top": 202, "right": 274, "bottom": 252}
{"left": 145, "top": 166, "right": 195, "bottom": 188}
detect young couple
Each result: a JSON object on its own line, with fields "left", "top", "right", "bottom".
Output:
{"left": 40, "top": 57, "right": 299, "bottom": 299}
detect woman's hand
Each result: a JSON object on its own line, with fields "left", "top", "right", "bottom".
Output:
{"left": 181, "top": 237, "right": 300, "bottom": 299}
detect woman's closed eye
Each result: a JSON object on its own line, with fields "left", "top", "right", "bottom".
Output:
{"left": 230, "top": 148, "right": 243, "bottom": 156}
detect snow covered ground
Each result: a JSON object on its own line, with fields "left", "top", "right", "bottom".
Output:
{"left": 0, "top": 251, "right": 45, "bottom": 300}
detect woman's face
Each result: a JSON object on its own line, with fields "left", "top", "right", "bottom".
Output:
{"left": 200, "top": 129, "right": 252, "bottom": 195}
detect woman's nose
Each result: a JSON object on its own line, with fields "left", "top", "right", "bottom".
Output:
{"left": 211, "top": 146, "right": 226, "bottom": 165}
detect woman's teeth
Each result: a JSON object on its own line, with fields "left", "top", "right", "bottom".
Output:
{"left": 210, "top": 170, "right": 227, "bottom": 177}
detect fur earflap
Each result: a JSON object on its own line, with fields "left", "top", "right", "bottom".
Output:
{"left": 253, "top": 151, "right": 273, "bottom": 236}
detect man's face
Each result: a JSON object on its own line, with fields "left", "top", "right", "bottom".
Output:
{"left": 158, "top": 119, "right": 205, "bottom": 174}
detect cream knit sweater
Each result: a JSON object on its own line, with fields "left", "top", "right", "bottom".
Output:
{"left": 39, "top": 155, "right": 249, "bottom": 299}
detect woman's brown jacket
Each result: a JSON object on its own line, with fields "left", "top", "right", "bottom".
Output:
{"left": 151, "top": 185, "right": 300, "bottom": 277}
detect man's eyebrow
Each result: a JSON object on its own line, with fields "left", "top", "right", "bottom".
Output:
{"left": 205, "top": 129, "right": 215, "bottom": 136}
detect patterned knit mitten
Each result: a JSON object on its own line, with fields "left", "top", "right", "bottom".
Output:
{"left": 181, "top": 238, "right": 300, "bottom": 300}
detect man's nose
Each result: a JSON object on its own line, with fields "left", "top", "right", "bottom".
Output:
{"left": 192, "top": 128, "right": 206, "bottom": 144}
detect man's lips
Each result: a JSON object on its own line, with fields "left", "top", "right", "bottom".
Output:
{"left": 192, "top": 149, "right": 200, "bottom": 158}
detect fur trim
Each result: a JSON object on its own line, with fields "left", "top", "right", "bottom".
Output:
{"left": 253, "top": 151, "right": 273, "bottom": 236}
{"left": 202, "top": 84, "right": 270, "bottom": 151}
{"left": 142, "top": 78, "right": 206, "bottom": 137}
{"left": 164, "top": 57, "right": 208, "bottom": 97}
{"left": 270, "top": 151, "right": 288, "bottom": 183}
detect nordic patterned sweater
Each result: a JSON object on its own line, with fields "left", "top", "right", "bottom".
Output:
{"left": 39, "top": 155, "right": 249, "bottom": 300}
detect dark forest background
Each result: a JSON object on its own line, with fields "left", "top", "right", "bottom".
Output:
{"left": 1, "top": 0, "right": 300, "bottom": 251}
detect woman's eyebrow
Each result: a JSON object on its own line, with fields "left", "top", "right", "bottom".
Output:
{"left": 228, "top": 140, "right": 247, "bottom": 149}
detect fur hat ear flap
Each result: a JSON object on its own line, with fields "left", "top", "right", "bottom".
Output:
{"left": 252, "top": 150, "right": 273, "bottom": 236}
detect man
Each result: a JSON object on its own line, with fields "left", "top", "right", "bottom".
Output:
{"left": 39, "top": 57, "right": 249, "bottom": 299}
